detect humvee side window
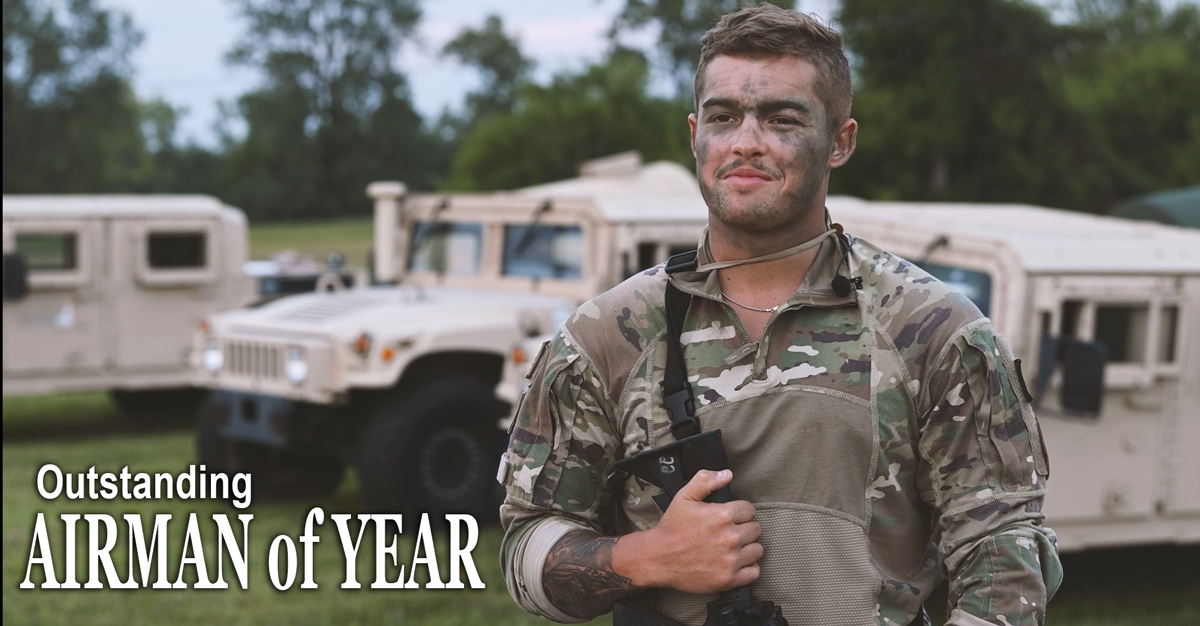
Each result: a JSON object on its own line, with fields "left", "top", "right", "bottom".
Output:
{"left": 1158, "top": 305, "right": 1178, "bottom": 364}
{"left": 15, "top": 233, "right": 77, "bottom": 271}
{"left": 410, "top": 222, "right": 483, "bottom": 275}
{"left": 1094, "top": 304, "right": 1150, "bottom": 363}
{"left": 637, "top": 243, "right": 656, "bottom": 272}
{"left": 914, "top": 261, "right": 992, "bottom": 316}
{"left": 148, "top": 232, "right": 207, "bottom": 269}
{"left": 503, "top": 225, "right": 583, "bottom": 279}
{"left": 1060, "top": 299, "right": 1180, "bottom": 365}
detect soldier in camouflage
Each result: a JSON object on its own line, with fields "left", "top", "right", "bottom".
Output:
{"left": 498, "top": 5, "right": 1061, "bottom": 626}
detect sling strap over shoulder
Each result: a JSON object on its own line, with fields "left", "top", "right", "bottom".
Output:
{"left": 662, "top": 250, "right": 700, "bottom": 439}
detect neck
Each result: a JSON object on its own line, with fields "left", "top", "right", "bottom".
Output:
{"left": 706, "top": 208, "right": 827, "bottom": 301}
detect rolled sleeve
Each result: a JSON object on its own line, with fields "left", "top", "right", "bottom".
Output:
{"left": 498, "top": 330, "right": 624, "bottom": 621}
{"left": 920, "top": 324, "right": 1063, "bottom": 625}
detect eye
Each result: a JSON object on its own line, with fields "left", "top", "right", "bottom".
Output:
{"left": 770, "top": 116, "right": 799, "bottom": 126}
{"left": 709, "top": 113, "right": 736, "bottom": 124}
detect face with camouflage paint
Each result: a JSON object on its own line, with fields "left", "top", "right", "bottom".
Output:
{"left": 689, "top": 55, "right": 857, "bottom": 237}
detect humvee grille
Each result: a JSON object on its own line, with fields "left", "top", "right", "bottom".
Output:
{"left": 224, "top": 341, "right": 282, "bottom": 380}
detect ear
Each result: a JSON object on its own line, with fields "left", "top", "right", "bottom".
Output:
{"left": 828, "top": 118, "right": 858, "bottom": 169}
{"left": 688, "top": 113, "right": 698, "bottom": 158}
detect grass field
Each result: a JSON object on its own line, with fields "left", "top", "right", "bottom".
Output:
{"left": 3, "top": 399, "right": 598, "bottom": 626}
{"left": 5, "top": 220, "right": 1199, "bottom": 625}
{"left": 4, "top": 396, "right": 1198, "bottom": 626}
{"left": 248, "top": 218, "right": 374, "bottom": 268}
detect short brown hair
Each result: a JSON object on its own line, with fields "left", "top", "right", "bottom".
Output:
{"left": 694, "top": 4, "right": 852, "bottom": 132}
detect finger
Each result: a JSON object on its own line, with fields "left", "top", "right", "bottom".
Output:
{"left": 735, "top": 541, "right": 764, "bottom": 568}
{"left": 676, "top": 469, "right": 733, "bottom": 503}
{"left": 733, "top": 520, "right": 762, "bottom": 545}
{"left": 731, "top": 563, "right": 761, "bottom": 588}
{"left": 722, "top": 500, "right": 757, "bottom": 524}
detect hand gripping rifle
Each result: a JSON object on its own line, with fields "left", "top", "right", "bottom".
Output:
{"left": 611, "top": 251, "right": 787, "bottom": 626}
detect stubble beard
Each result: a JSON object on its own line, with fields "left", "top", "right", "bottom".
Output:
{"left": 699, "top": 161, "right": 828, "bottom": 234}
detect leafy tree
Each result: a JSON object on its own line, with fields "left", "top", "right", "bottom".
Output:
{"left": 835, "top": 0, "right": 1198, "bottom": 212}
{"left": 445, "top": 50, "right": 693, "bottom": 191}
{"left": 441, "top": 14, "right": 533, "bottom": 128}
{"left": 609, "top": 0, "right": 795, "bottom": 95}
{"left": 834, "top": 0, "right": 1099, "bottom": 209}
{"left": 222, "top": 0, "right": 446, "bottom": 220}
{"left": 2, "top": 0, "right": 149, "bottom": 193}
{"left": 1060, "top": 0, "right": 1200, "bottom": 207}
{"left": 133, "top": 98, "right": 223, "bottom": 194}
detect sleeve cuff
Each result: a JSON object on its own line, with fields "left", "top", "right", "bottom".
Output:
{"left": 508, "top": 516, "right": 594, "bottom": 623}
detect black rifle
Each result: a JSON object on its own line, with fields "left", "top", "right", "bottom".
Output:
{"left": 610, "top": 251, "right": 787, "bottom": 626}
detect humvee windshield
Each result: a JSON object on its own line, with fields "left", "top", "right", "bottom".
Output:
{"left": 409, "top": 222, "right": 483, "bottom": 275}
{"left": 502, "top": 225, "right": 583, "bottom": 279}
{"left": 916, "top": 261, "right": 992, "bottom": 316}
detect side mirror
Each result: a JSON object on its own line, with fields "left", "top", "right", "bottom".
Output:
{"left": 3, "top": 252, "right": 30, "bottom": 302}
{"left": 1059, "top": 338, "right": 1107, "bottom": 415}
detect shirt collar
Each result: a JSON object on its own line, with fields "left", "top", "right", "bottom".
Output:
{"left": 668, "top": 230, "right": 859, "bottom": 310}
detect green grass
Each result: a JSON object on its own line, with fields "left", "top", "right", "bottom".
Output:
{"left": 3, "top": 430, "right": 599, "bottom": 626}
{"left": 248, "top": 219, "right": 374, "bottom": 268}
{"left": 4, "top": 419, "right": 1198, "bottom": 626}
{"left": 2, "top": 393, "right": 117, "bottom": 429}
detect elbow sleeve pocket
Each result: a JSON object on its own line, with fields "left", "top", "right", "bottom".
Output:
{"left": 965, "top": 331, "right": 1050, "bottom": 493}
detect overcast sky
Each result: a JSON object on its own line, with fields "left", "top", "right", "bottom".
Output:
{"left": 103, "top": 0, "right": 840, "bottom": 147}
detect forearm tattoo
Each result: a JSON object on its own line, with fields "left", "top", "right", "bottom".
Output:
{"left": 542, "top": 530, "right": 639, "bottom": 619}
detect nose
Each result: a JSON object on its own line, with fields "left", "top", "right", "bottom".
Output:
{"left": 730, "top": 117, "right": 766, "bottom": 159}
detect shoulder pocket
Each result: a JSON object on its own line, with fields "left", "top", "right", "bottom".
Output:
{"left": 507, "top": 340, "right": 552, "bottom": 436}
{"left": 504, "top": 347, "right": 577, "bottom": 507}
{"left": 965, "top": 331, "right": 1049, "bottom": 492}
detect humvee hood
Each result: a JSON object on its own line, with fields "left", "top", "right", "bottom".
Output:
{"left": 217, "top": 287, "right": 570, "bottom": 340}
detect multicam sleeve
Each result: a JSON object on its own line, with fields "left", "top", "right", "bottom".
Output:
{"left": 497, "top": 330, "right": 624, "bottom": 622}
{"left": 918, "top": 322, "right": 1063, "bottom": 626}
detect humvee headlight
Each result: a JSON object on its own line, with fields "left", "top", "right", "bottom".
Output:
{"left": 286, "top": 346, "right": 308, "bottom": 384}
{"left": 203, "top": 339, "right": 223, "bottom": 372}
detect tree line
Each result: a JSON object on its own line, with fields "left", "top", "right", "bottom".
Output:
{"left": 3, "top": 0, "right": 1197, "bottom": 221}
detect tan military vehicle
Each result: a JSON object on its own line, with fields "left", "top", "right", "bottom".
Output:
{"left": 2, "top": 195, "right": 255, "bottom": 415}
{"left": 499, "top": 196, "right": 1200, "bottom": 548}
{"left": 193, "top": 152, "right": 710, "bottom": 514}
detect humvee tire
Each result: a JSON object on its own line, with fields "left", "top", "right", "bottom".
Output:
{"left": 357, "top": 379, "right": 507, "bottom": 521}
{"left": 196, "top": 399, "right": 345, "bottom": 501}
{"left": 110, "top": 387, "right": 208, "bottom": 420}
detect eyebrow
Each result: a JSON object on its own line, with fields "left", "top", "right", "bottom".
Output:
{"left": 700, "top": 97, "right": 813, "bottom": 116}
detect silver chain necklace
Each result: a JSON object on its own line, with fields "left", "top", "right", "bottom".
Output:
{"left": 720, "top": 291, "right": 782, "bottom": 313}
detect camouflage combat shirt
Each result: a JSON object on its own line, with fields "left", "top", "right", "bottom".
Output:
{"left": 500, "top": 233, "right": 1063, "bottom": 626}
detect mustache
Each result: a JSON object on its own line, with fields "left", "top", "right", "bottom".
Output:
{"left": 715, "top": 161, "right": 782, "bottom": 180}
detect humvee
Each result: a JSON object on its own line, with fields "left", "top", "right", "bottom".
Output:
{"left": 498, "top": 196, "right": 1200, "bottom": 549}
{"left": 193, "top": 152, "right": 710, "bottom": 515}
{"left": 2, "top": 195, "right": 256, "bottom": 415}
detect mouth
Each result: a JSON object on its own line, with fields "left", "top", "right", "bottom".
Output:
{"left": 721, "top": 166, "right": 775, "bottom": 188}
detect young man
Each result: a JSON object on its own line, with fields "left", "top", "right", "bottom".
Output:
{"left": 498, "top": 6, "right": 1061, "bottom": 625}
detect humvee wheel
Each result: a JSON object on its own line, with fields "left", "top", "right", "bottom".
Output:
{"left": 196, "top": 399, "right": 344, "bottom": 501}
{"left": 357, "top": 380, "right": 507, "bottom": 521}
{"left": 111, "top": 388, "right": 208, "bottom": 420}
